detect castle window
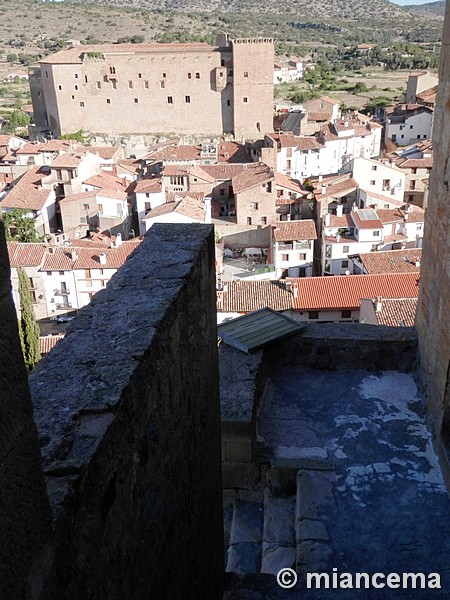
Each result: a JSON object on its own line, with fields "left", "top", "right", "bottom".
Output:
{"left": 160, "top": 80, "right": 165, "bottom": 89}
{"left": 145, "top": 81, "right": 149, "bottom": 88}
{"left": 167, "top": 96, "right": 173, "bottom": 104}
{"left": 188, "top": 73, "right": 192, "bottom": 79}
{"left": 163, "top": 72, "right": 167, "bottom": 78}
{"left": 221, "top": 59, "right": 225, "bottom": 66}
{"left": 185, "top": 95, "right": 190, "bottom": 103}
{"left": 75, "top": 73, "right": 79, "bottom": 79}
{"left": 227, "top": 99, "right": 231, "bottom": 106}
{"left": 247, "top": 217, "right": 252, "bottom": 225}
{"left": 84, "top": 75, "right": 88, "bottom": 83}
{"left": 45, "top": 70, "right": 49, "bottom": 78}
{"left": 107, "top": 99, "right": 111, "bottom": 104}
{"left": 37, "top": 91, "right": 40, "bottom": 96}
{"left": 80, "top": 101, "right": 85, "bottom": 107}
{"left": 71, "top": 95, "right": 75, "bottom": 100}
{"left": 128, "top": 81, "right": 133, "bottom": 88}
{"left": 244, "top": 71, "right": 249, "bottom": 78}
{"left": 138, "top": 73, "right": 142, "bottom": 78}
{"left": 97, "top": 81, "right": 101, "bottom": 89}
{"left": 243, "top": 97, "right": 248, "bottom": 103}
{"left": 195, "top": 72, "right": 200, "bottom": 79}
{"left": 261, "top": 216, "right": 267, "bottom": 225}
{"left": 134, "top": 98, "right": 139, "bottom": 103}
{"left": 75, "top": 85, "right": 78, "bottom": 90}
{"left": 109, "top": 67, "right": 116, "bottom": 75}
{"left": 58, "top": 85, "right": 62, "bottom": 90}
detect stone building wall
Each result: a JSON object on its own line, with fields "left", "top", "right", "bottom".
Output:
{"left": 31, "top": 39, "right": 274, "bottom": 140}
{"left": 416, "top": 3, "right": 450, "bottom": 441}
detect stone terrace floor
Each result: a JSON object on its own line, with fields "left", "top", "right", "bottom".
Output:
{"left": 225, "top": 368, "right": 450, "bottom": 599}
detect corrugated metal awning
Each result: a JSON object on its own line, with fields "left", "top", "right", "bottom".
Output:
{"left": 218, "top": 308, "right": 305, "bottom": 353}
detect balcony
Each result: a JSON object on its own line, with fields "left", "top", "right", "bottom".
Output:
{"left": 277, "top": 241, "right": 311, "bottom": 251}
{"left": 54, "top": 288, "right": 70, "bottom": 296}
{"left": 55, "top": 301, "right": 72, "bottom": 310}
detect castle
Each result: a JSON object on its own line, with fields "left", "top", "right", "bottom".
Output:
{"left": 29, "top": 35, "right": 274, "bottom": 140}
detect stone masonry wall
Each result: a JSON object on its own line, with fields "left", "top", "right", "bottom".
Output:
{"left": 416, "top": 2, "right": 450, "bottom": 436}
{"left": 26, "top": 224, "right": 223, "bottom": 599}
{"left": 0, "top": 222, "right": 52, "bottom": 600}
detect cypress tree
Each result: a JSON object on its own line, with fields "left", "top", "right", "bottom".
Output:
{"left": 17, "top": 267, "right": 41, "bottom": 371}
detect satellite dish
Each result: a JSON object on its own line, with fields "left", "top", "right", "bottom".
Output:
{"left": 345, "top": 270, "right": 351, "bottom": 276}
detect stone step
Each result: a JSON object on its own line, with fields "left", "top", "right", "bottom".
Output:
{"left": 226, "top": 490, "right": 264, "bottom": 574}
{"left": 261, "top": 489, "right": 296, "bottom": 575}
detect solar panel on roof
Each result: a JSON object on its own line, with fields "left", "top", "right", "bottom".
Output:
{"left": 358, "top": 208, "right": 379, "bottom": 220}
{"left": 218, "top": 308, "right": 305, "bottom": 354}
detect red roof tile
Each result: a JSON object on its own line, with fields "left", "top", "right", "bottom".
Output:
{"left": 369, "top": 298, "right": 418, "bottom": 327}
{"left": 218, "top": 280, "right": 292, "bottom": 313}
{"left": 41, "top": 240, "right": 140, "bottom": 271}
{"left": 290, "top": 272, "right": 420, "bottom": 311}
{"left": 39, "top": 334, "right": 64, "bottom": 355}
{"left": 232, "top": 163, "right": 274, "bottom": 194}
{"left": 275, "top": 173, "right": 305, "bottom": 194}
{"left": 274, "top": 220, "right": 317, "bottom": 242}
{"left": 7, "top": 242, "right": 47, "bottom": 267}
{"left": 1, "top": 166, "right": 53, "bottom": 211}
{"left": 358, "top": 249, "right": 422, "bottom": 274}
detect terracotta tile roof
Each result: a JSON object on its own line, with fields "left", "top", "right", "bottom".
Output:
{"left": 0, "top": 135, "right": 14, "bottom": 146}
{"left": 267, "top": 132, "right": 298, "bottom": 148}
{"left": 296, "top": 137, "right": 324, "bottom": 151}
{"left": 232, "top": 163, "right": 274, "bottom": 194}
{"left": 358, "top": 249, "right": 422, "bottom": 274}
{"left": 40, "top": 43, "right": 214, "bottom": 64}
{"left": 50, "top": 154, "right": 85, "bottom": 168}
{"left": 359, "top": 189, "right": 404, "bottom": 206}
{"left": 16, "top": 140, "right": 86, "bottom": 155}
{"left": 147, "top": 144, "right": 202, "bottom": 162}
{"left": 162, "top": 165, "right": 189, "bottom": 177}
{"left": 416, "top": 85, "right": 437, "bottom": 104}
{"left": 307, "top": 112, "right": 332, "bottom": 122}
{"left": 368, "top": 298, "right": 418, "bottom": 327}
{"left": 188, "top": 165, "right": 216, "bottom": 183}
{"left": 351, "top": 209, "right": 383, "bottom": 230}
{"left": 143, "top": 195, "right": 205, "bottom": 222}
{"left": 89, "top": 146, "right": 122, "bottom": 160}
{"left": 314, "top": 177, "right": 359, "bottom": 199}
{"left": 96, "top": 188, "right": 127, "bottom": 201}
{"left": 39, "top": 334, "right": 64, "bottom": 355}
{"left": 216, "top": 142, "right": 251, "bottom": 163}
{"left": 1, "top": 166, "right": 53, "bottom": 211}
{"left": 376, "top": 209, "right": 404, "bottom": 224}
{"left": 396, "top": 157, "right": 433, "bottom": 169}
{"left": 218, "top": 280, "right": 293, "bottom": 313}
{"left": 377, "top": 205, "right": 424, "bottom": 224}
{"left": 59, "top": 190, "right": 98, "bottom": 203}
{"left": 201, "top": 163, "right": 246, "bottom": 181}
{"left": 326, "top": 213, "right": 354, "bottom": 228}
{"left": 134, "top": 177, "right": 163, "bottom": 193}
{"left": 274, "top": 220, "right": 317, "bottom": 241}
{"left": 41, "top": 240, "right": 141, "bottom": 271}
{"left": 290, "top": 272, "right": 420, "bottom": 311}
{"left": 83, "top": 172, "right": 131, "bottom": 194}
{"left": 7, "top": 241, "right": 47, "bottom": 267}
{"left": 275, "top": 173, "right": 305, "bottom": 194}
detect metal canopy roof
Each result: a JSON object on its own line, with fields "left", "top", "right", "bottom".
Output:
{"left": 218, "top": 308, "right": 305, "bottom": 354}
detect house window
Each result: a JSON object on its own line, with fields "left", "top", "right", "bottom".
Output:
{"left": 98, "top": 203, "right": 103, "bottom": 214}
{"left": 299, "top": 253, "right": 306, "bottom": 260}
{"left": 282, "top": 254, "right": 289, "bottom": 261}
{"left": 144, "top": 202, "right": 151, "bottom": 211}
{"left": 185, "top": 95, "right": 190, "bottom": 103}
{"left": 342, "top": 260, "right": 349, "bottom": 268}
{"left": 188, "top": 73, "right": 192, "bottom": 79}
{"left": 128, "top": 81, "right": 133, "bottom": 88}
{"left": 308, "top": 311, "right": 319, "bottom": 320}
{"left": 220, "top": 189, "right": 225, "bottom": 196}
{"left": 416, "top": 224, "right": 422, "bottom": 230}
{"left": 261, "top": 216, "right": 267, "bottom": 225}
{"left": 145, "top": 81, "right": 149, "bottom": 88}
{"left": 373, "top": 230, "right": 380, "bottom": 237}
{"left": 243, "top": 97, "right": 248, "bottom": 103}
{"left": 384, "top": 203, "right": 390, "bottom": 208}
{"left": 267, "top": 182, "right": 272, "bottom": 193}
{"left": 372, "top": 244, "right": 378, "bottom": 251}
{"left": 341, "top": 310, "right": 351, "bottom": 319}
{"left": 80, "top": 101, "right": 85, "bottom": 107}
{"left": 244, "top": 71, "right": 249, "bottom": 78}
{"left": 251, "top": 202, "right": 259, "bottom": 210}
{"left": 59, "top": 271, "right": 65, "bottom": 276}
{"left": 343, "top": 245, "right": 349, "bottom": 253}
{"left": 167, "top": 96, "right": 173, "bottom": 104}
{"left": 195, "top": 72, "right": 200, "bottom": 79}
{"left": 417, "top": 135, "right": 421, "bottom": 139}
{"left": 80, "top": 216, "right": 87, "bottom": 224}
{"left": 410, "top": 124, "right": 413, "bottom": 129}
{"left": 371, "top": 165, "right": 377, "bottom": 171}
{"left": 228, "top": 69, "right": 233, "bottom": 76}
{"left": 370, "top": 180, "right": 375, "bottom": 185}
{"left": 227, "top": 99, "right": 230, "bottom": 106}
{"left": 383, "top": 179, "right": 391, "bottom": 189}
{"left": 247, "top": 217, "right": 252, "bottom": 225}
{"left": 107, "top": 99, "right": 111, "bottom": 104}
{"left": 134, "top": 98, "right": 139, "bottom": 103}
{"left": 410, "top": 180, "right": 416, "bottom": 190}
{"left": 412, "top": 168, "right": 417, "bottom": 175}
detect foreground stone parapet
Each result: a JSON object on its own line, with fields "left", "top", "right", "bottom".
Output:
{"left": 28, "top": 224, "right": 223, "bottom": 600}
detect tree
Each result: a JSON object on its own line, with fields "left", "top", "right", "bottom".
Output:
{"left": 3, "top": 209, "right": 40, "bottom": 242}
{"left": 17, "top": 267, "right": 41, "bottom": 371}
{"left": 2, "top": 110, "right": 30, "bottom": 134}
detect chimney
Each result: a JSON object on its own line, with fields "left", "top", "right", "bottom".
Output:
{"left": 293, "top": 286, "right": 298, "bottom": 298}
{"left": 47, "top": 246, "right": 55, "bottom": 254}
{"left": 325, "top": 213, "right": 331, "bottom": 227}
{"left": 336, "top": 204, "right": 343, "bottom": 217}
{"left": 69, "top": 249, "right": 77, "bottom": 260}
{"left": 404, "top": 212, "right": 408, "bottom": 221}
{"left": 375, "top": 296, "right": 383, "bottom": 313}
{"left": 318, "top": 174, "right": 323, "bottom": 183}
{"left": 415, "top": 260, "right": 421, "bottom": 268}
{"left": 204, "top": 196, "right": 212, "bottom": 224}
{"left": 99, "top": 252, "right": 107, "bottom": 265}
{"left": 321, "top": 184, "right": 326, "bottom": 195}
{"left": 115, "top": 233, "right": 122, "bottom": 247}
{"left": 336, "top": 234, "right": 341, "bottom": 243}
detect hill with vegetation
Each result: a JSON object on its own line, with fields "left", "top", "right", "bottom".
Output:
{"left": 403, "top": 1, "right": 445, "bottom": 18}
